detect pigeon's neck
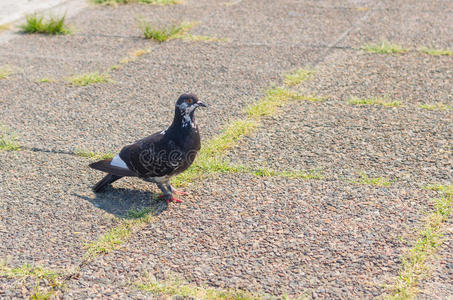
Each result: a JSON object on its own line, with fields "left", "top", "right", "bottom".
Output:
{"left": 171, "top": 108, "right": 196, "bottom": 130}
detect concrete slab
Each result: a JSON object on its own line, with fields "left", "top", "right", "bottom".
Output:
{"left": 342, "top": 2, "right": 453, "bottom": 48}
{"left": 300, "top": 50, "right": 453, "bottom": 105}
{"left": 64, "top": 173, "right": 434, "bottom": 298}
{"left": 226, "top": 100, "right": 452, "bottom": 185}
{"left": 0, "top": 42, "right": 319, "bottom": 153}
{"left": 0, "top": 150, "right": 117, "bottom": 269}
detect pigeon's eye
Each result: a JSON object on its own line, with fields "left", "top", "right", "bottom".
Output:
{"left": 186, "top": 98, "right": 193, "bottom": 104}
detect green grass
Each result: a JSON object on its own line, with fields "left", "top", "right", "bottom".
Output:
{"left": 361, "top": 40, "right": 408, "bottom": 54}
{"left": 0, "top": 263, "right": 61, "bottom": 280}
{"left": 19, "top": 14, "right": 71, "bottom": 35}
{"left": 0, "top": 262, "right": 63, "bottom": 299}
{"left": 423, "top": 184, "right": 453, "bottom": 195}
{"left": 253, "top": 167, "right": 323, "bottom": 180}
{"left": 354, "top": 173, "right": 393, "bottom": 187}
{"left": 284, "top": 68, "right": 314, "bottom": 86}
{"left": 419, "top": 47, "right": 452, "bottom": 56}
{"left": 68, "top": 72, "right": 111, "bottom": 86}
{"left": 246, "top": 87, "right": 321, "bottom": 118}
{"left": 135, "top": 275, "right": 262, "bottom": 299}
{"left": 139, "top": 21, "right": 195, "bottom": 42}
{"left": 182, "top": 34, "right": 228, "bottom": 43}
{"left": 92, "top": 0, "right": 179, "bottom": 4}
{"left": 418, "top": 103, "right": 451, "bottom": 111}
{"left": 0, "top": 24, "right": 11, "bottom": 32}
{"left": 119, "top": 48, "right": 150, "bottom": 65}
{"left": 74, "top": 150, "right": 115, "bottom": 160}
{"left": 348, "top": 97, "right": 401, "bottom": 107}
{"left": 84, "top": 208, "right": 154, "bottom": 258}
{"left": 84, "top": 223, "right": 132, "bottom": 257}
{"left": 172, "top": 120, "right": 258, "bottom": 186}
{"left": 0, "top": 65, "right": 13, "bottom": 79}
{"left": 0, "top": 124, "right": 20, "bottom": 151}
{"left": 388, "top": 191, "right": 452, "bottom": 299}
{"left": 37, "top": 77, "right": 55, "bottom": 83}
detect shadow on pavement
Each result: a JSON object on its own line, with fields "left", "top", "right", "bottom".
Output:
{"left": 73, "top": 187, "right": 168, "bottom": 218}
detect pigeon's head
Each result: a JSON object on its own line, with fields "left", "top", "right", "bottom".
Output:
{"left": 174, "top": 93, "right": 206, "bottom": 128}
{"left": 175, "top": 93, "right": 206, "bottom": 114}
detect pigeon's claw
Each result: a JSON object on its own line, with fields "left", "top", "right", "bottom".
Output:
{"left": 159, "top": 194, "right": 183, "bottom": 204}
{"left": 167, "top": 197, "right": 182, "bottom": 204}
{"left": 173, "top": 189, "right": 188, "bottom": 196}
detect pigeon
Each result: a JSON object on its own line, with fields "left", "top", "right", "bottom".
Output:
{"left": 89, "top": 93, "right": 206, "bottom": 204}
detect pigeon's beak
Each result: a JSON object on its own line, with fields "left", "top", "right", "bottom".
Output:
{"left": 196, "top": 102, "right": 207, "bottom": 108}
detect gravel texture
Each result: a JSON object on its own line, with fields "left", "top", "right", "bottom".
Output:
{"left": 418, "top": 218, "right": 453, "bottom": 299}
{"left": 0, "top": 0, "right": 452, "bottom": 298}
{"left": 0, "top": 150, "right": 117, "bottom": 270}
{"left": 343, "top": 0, "right": 453, "bottom": 48}
{"left": 226, "top": 101, "right": 452, "bottom": 186}
{"left": 64, "top": 173, "right": 434, "bottom": 298}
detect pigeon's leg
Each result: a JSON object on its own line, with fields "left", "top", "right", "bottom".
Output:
{"left": 165, "top": 183, "right": 188, "bottom": 196}
{"left": 156, "top": 183, "right": 182, "bottom": 204}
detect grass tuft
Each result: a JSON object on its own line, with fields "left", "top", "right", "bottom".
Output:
{"left": 0, "top": 261, "right": 64, "bottom": 299}
{"left": 0, "top": 66, "right": 13, "bottom": 79}
{"left": 74, "top": 150, "right": 115, "bottom": 160}
{"left": 361, "top": 40, "right": 407, "bottom": 54}
{"left": 0, "top": 263, "right": 61, "bottom": 280}
{"left": 419, "top": 47, "right": 452, "bottom": 56}
{"left": 203, "top": 120, "right": 258, "bottom": 156}
{"left": 139, "top": 21, "right": 195, "bottom": 42}
{"left": 172, "top": 120, "right": 258, "bottom": 186}
{"left": 37, "top": 77, "right": 55, "bottom": 83}
{"left": 135, "top": 275, "right": 261, "bottom": 299}
{"left": 0, "top": 124, "right": 20, "bottom": 151}
{"left": 85, "top": 222, "right": 132, "bottom": 257}
{"left": 423, "top": 184, "right": 453, "bottom": 195}
{"left": 253, "top": 167, "right": 323, "bottom": 180}
{"left": 388, "top": 191, "right": 452, "bottom": 299}
{"left": 418, "top": 103, "right": 451, "bottom": 111}
{"left": 348, "top": 97, "right": 401, "bottom": 107}
{"left": 85, "top": 208, "right": 155, "bottom": 258}
{"left": 354, "top": 173, "right": 393, "bottom": 187}
{"left": 246, "top": 87, "right": 321, "bottom": 118}
{"left": 284, "top": 68, "right": 314, "bottom": 86}
{"left": 69, "top": 72, "right": 111, "bottom": 86}
{"left": 20, "top": 14, "right": 71, "bottom": 35}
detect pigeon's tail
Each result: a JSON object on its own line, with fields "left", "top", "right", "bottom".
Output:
{"left": 93, "top": 174, "right": 123, "bottom": 193}
{"left": 89, "top": 159, "right": 137, "bottom": 177}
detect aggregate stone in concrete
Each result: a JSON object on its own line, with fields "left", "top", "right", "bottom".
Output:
{"left": 64, "top": 174, "right": 435, "bottom": 298}
{"left": 226, "top": 101, "right": 452, "bottom": 186}
{"left": 0, "top": 34, "right": 151, "bottom": 79}
{"left": 0, "top": 41, "right": 320, "bottom": 153}
{"left": 0, "top": 150, "right": 120, "bottom": 269}
{"left": 301, "top": 50, "right": 453, "bottom": 105}
{"left": 194, "top": 0, "right": 368, "bottom": 47}
{"left": 418, "top": 219, "right": 453, "bottom": 299}
{"left": 343, "top": 1, "right": 453, "bottom": 48}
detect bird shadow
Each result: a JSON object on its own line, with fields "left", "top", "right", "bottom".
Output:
{"left": 73, "top": 186, "right": 168, "bottom": 219}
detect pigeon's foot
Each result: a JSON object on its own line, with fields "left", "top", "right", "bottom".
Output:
{"left": 173, "top": 189, "right": 188, "bottom": 196}
{"left": 167, "top": 184, "right": 188, "bottom": 196}
{"left": 159, "top": 194, "right": 182, "bottom": 204}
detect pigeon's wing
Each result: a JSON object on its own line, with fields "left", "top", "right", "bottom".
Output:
{"left": 119, "top": 132, "right": 184, "bottom": 178}
{"left": 89, "top": 158, "right": 138, "bottom": 177}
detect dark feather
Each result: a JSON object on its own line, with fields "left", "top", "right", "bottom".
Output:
{"left": 92, "top": 174, "right": 123, "bottom": 193}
